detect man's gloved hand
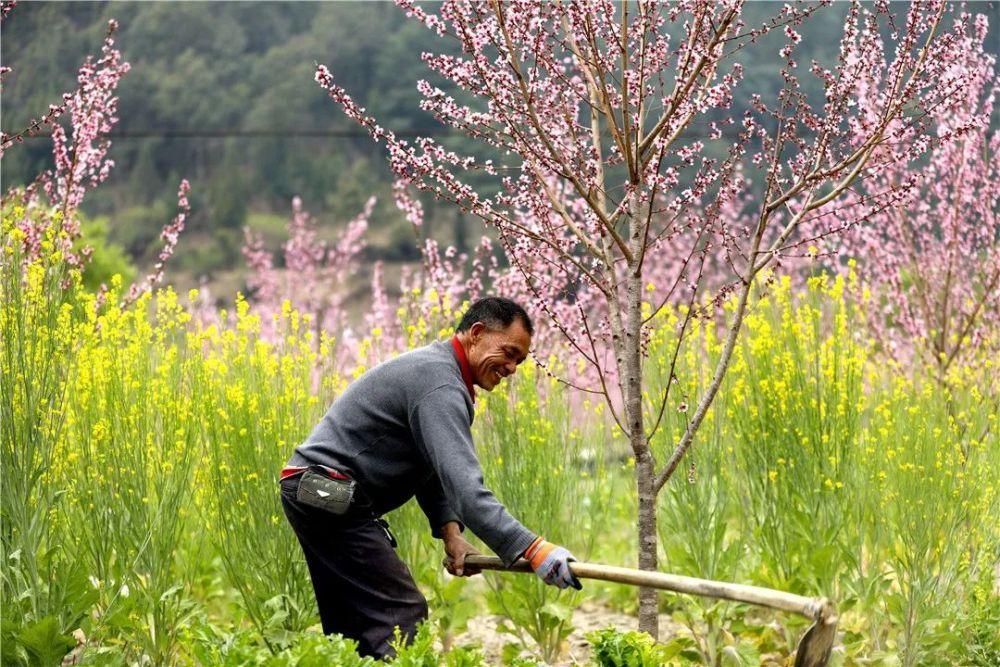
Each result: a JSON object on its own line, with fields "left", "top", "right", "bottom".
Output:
{"left": 524, "top": 536, "right": 582, "bottom": 590}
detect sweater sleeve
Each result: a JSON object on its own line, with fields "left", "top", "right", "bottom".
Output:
{"left": 415, "top": 472, "right": 463, "bottom": 538}
{"left": 408, "top": 384, "right": 537, "bottom": 566}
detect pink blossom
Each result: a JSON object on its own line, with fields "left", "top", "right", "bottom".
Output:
{"left": 123, "top": 180, "right": 191, "bottom": 307}
{"left": 229, "top": 195, "right": 375, "bottom": 362}
{"left": 0, "top": 1, "right": 16, "bottom": 23}
{"left": 3, "top": 19, "right": 137, "bottom": 280}
{"left": 804, "top": 10, "right": 998, "bottom": 373}
{"left": 313, "top": 0, "right": 982, "bottom": 412}
{"left": 39, "top": 20, "right": 130, "bottom": 217}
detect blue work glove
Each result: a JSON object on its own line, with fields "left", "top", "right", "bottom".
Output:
{"left": 524, "top": 536, "right": 582, "bottom": 590}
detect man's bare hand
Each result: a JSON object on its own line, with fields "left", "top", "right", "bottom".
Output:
{"left": 442, "top": 522, "right": 481, "bottom": 577}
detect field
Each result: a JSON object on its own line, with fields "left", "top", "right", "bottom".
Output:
{"left": 4, "top": 2, "right": 1000, "bottom": 665}
{"left": 3, "top": 208, "right": 998, "bottom": 666}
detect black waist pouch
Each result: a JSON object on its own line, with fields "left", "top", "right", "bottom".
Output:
{"left": 295, "top": 465, "right": 355, "bottom": 515}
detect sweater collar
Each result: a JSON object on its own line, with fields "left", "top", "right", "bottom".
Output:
{"left": 450, "top": 335, "right": 476, "bottom": 403}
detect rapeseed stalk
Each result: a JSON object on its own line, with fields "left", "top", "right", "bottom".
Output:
{"left": 477, "top": 359, "right": 614, "bottom": 663}
{"left": 195, "top": 296, "right": 334, "bottom": 648}
{"left": 1, "top": 196, "right": 95, "bottom": 653}
{"left": 725, "top": 274, "right": 864, "bottom": 598}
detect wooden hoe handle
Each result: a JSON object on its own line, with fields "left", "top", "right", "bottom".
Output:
{"left": 461, "top": 555, "right": 838, "bottom": 667}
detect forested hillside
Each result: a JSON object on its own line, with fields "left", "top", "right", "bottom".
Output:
{"left": 3, "top": 2, "right": 450, "bottom": 291}
{"left": 1, "top": 2, "right": 994, "bottom": 299}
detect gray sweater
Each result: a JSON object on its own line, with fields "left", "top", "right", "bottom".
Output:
{"left": 288, "top": 339, "right": 536, "bottom": 566}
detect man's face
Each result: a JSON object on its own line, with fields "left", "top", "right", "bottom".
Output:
{"left": 466, "top": 319, "right": 531, "bottom": 391}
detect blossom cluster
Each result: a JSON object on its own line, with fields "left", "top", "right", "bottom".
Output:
{"left": 123, "top": 180, "right": 192, "bottom": 307}
{"left": 41, "top": 20, "right": 130, "bottom": 217}
{"left": 809, "top": 11, "right": 998, "bottom": 370}
{"left": 314, "top": 0, "right": 986, "bottom": 406}
{"left": 235, "top": 195, "right": 374, "bottom": 364}
{"left": 3, "top": 18, "right": 192, "bottom": 306}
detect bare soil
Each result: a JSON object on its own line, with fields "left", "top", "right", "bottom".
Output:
{"left": 452, "top": 601, "right": 684, "bottom": 665}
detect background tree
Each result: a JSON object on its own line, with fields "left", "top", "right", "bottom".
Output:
{"left": 809, "top": 12, "right": 997, "bottom": 384}
{"left": 239, "top": 195, "right": 374, "bottom": 353}
{"left": 316, "top": 0, "right": 990, "bottom": 636}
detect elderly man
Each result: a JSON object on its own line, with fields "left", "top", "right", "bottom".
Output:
{"left": 279, "top": 296, "right": 579, "bottom": 658}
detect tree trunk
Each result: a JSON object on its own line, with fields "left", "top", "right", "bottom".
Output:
{"left": 625, "top": 189, "right": 658, "bottom": 636}
{"left": 636, "top": 449, "right": 659, "bottom": 637}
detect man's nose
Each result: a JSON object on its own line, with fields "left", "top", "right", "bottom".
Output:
{"left": 505, "top": 361, "right": 517, "bottom": 375}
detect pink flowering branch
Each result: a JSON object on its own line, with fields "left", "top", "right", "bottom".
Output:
{"left": 2, "top": 17, "right": 195, "bottom": 322}
{"left": 812, "top": 11, "right": 998, "bottom": 378}
{"left": 121, "top": 180, "right": 191, "bottom": 308}
{"left": 1, "top": 2, "right": 18, "bottom": 87}
{"left": 363, "top": 260, "right": 405, "bottom": 358}
{"left": 393, "top": 180, "right": 466, "bottom": 313}
{"left": 40, "top": 20, "right": 130, "bottom": 225}
{"left": 237, "top": 196, "right": 375, "bottom": 357}
{"left": 2, "top": 20, "right": 128, "bottom": 276}
{"left": 0, "top": 100, "right": 69, "bottom": 154}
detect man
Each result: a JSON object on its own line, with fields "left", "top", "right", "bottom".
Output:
{"left": 279, "top": 296, "right": 580, "bottom": 658}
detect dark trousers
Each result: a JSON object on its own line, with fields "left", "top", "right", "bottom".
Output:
{"left": 280, "top": 476, "right": 428, "bottom": 659}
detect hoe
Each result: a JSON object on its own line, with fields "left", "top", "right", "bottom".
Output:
{"left": 463, "top": 555, "right": 837, "bottom": 667}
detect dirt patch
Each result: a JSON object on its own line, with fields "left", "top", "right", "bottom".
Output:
{"left": 452, "top": 601, "right": 684, "bottom": 665}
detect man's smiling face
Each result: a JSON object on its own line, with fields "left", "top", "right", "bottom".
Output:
{"left": 466, "top": 319, "right": 531, "bottom": 391}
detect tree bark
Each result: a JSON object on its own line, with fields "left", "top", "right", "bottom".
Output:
{"left": 636, "top": 449, "right": 659, "bottom": 636}
{"left": 624, "top": 189, "right": 658, "bottom": 637}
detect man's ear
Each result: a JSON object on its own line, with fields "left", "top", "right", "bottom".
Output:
{"left": 469, "top": 321, "right": 486, "bottom": 344}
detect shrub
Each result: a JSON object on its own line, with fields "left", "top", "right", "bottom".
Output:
{"left": 587, "top": 627, "right": 698, "bottom": 667}
{"left": 74, "top": 215, "right": 136, "bottom": 292}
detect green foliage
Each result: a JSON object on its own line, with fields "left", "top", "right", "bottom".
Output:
{"left": 656, "top": 392, "right": 746, "bottom": 662}
{"left": 726, "top": 279, "right": 864, "bottom": 598}
{"left": 389, "top": 622, "right": 486, "bottom": 667}
{"left": 74, "top": 216, "right": 137, "bottom": 292}
{"left": 206, "top": 162, "right": 250, "bottom": 233}
{"left": 1, "top": 195, "right": 97, "bottom": 665}
{"left": 245, "top": 211, "right": 293, "bottom": 247}
{"left": 387, "top": 500, "right": 478, "bottom": 650}
{"left": 175, "top": 621, "right": 488, "bottom": 667}
{"left": 2, "top": 616, "right": 76, "bottom": 667}
{"left": 642, "top": 273, "right": 1000, "bottom": 663}
{"left": 962, "top": 569, "right": 1000, "bottom": 667}
{"left": 170, "top": 230, "right": 239, "bottom": 276}
{"left": 1, "top": 555, "right": 99, "bottom": 667}
{"left": 195, "top": 296, "right": 327, "bottom": 642}
{"left": 177, "top": 619, "right": 377, "bottom": 667}
{"left": 587, "top": 627, "right": 699, "bottom": 667}
{"left": 106, "top": 202, "right": 175, "bottom": 259}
